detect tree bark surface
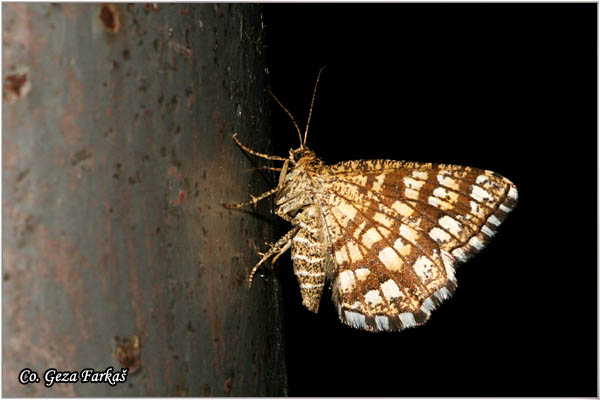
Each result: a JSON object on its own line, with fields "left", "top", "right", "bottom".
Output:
{"left": 3, "top": 3, "right": 286, "bottom": 396}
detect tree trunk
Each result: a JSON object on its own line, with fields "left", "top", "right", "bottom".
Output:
{"left": 3, "top": 3, "right": 286, "bottom": 396}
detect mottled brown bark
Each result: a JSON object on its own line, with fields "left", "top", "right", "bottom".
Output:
{"left": 3, "top": 3, "right": 286, "bottom": 396}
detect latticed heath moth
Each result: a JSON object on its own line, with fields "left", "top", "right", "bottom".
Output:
{"left": 223, "top": 68, "right": 517, "bottom": 332}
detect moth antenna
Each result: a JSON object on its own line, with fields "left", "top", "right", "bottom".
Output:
{"left": 269, "top": 89, "right": 304, "bottom": 149}
{"left": 303, "top": 66, "right": 326, "bottom": 147}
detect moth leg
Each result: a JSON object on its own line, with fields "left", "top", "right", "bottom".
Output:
{"left": 248, "top": 227, "right": 299, "bottom": 288}
{"left": 222, "top": 186, "right": 279, "bottom": 209}
{"left": 271, "top": 239, "right": 292, "bottom": 266}
{"left": 275, "top": 210, "right": 293, "bottom": 223}
{"left": 253, "top": 166, "right": 282, "bottom": 172}
{"left": 232, "top": 133, "right": 287, "bottom": 162}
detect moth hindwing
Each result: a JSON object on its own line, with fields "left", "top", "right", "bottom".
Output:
{"left": 223, "top": 69, "right": 518, "bottom": 332}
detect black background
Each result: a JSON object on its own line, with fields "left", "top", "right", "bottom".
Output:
{"left": 260, "top": 4, "right": 596, "bottom": 397}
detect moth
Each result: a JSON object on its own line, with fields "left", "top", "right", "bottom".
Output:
{"left": 224, "top": 68, "right": 518, "bottom": 332}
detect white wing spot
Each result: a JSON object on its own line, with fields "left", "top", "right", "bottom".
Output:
{"left": 378, "top": 247, "right": 402, "bottom": 270}
{"left": 403, "top": 177, "right": 425, "bottom": 191}
{"left": 470, "top": 200, "right": 484, "bottom": 217}
{"left": 381, "top": 279, "right": 403, "bottom": 301}
{"left": 404, "top": 188, "right": 420, "bottom": 200}
{"left": 437, "top": 173, "right": 460, "bottom": 190}
{"left": 391, "top": 200, "right": 414, "bottom": 217}
{"left": 476, "top": 174, "right": 489, "bottom": 185}
{"left": 338, "top": 270, "right": 355, "bottom": 292}
{"left": 470, "top": 185, "right": 492, "bottom": 203}
{"left": 399, "top": 224, "right": 418, "bottom": 242}
{"left": 429, "top": 227, "right": 452, "bottom": 244}
{"left": 354, "top": 267, "right": 370, "bottom": 280}
{"left": 362, "top": 227, "right": 383, "bottom": 248}
{"left": 413, "top": 256, "right": 434, "bottom": 282}
{"left": 346, "top": 241, "right": 362, "bottom": 263}
{"left": 334, "top": 247, "right": 349, "bottom": 264}
{"left": 332, "top": 201, "right": 356, "bottom": 225}
{"left": 431, "top": 187, "right": 458, "bottom": 210}
{"left": 364, "top": 290, "right": 383, "bottom": 306}
{"left": 373, "top": 212, "right": 394, "bottom": 228}
{"left": 412, "top": 170, "right": 428, "bottom": 180}
{"left": 433, "top": 186, "right": 448, "bottom": 198}
{"left": 428, "top": 196, "right": 441, "bottom": 207}
{"left": 392, "top": 237, "right": 412, "bottom": 257}
{"left": 338, "top": 201, "right": 358, "bottom": 220}
{"left": 438, "top": 215, "right": 463, "bottom": 236}
{"left": 372, "top": 174, "right": 386, "bottom": 191}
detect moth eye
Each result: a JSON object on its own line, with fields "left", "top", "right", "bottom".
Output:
{"left": 294, "top": 152, "right": 303, "bottom": 161}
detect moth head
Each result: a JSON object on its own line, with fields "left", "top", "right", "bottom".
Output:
{"left": 290, "top": 148, "right": 315, "bottom": 164}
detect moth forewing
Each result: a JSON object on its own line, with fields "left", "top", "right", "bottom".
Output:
{"left": 319, "top": 160, "right": 517, "bottom": 332}
{"left": 224, "top": 71, "right": 517, "bottom": 332}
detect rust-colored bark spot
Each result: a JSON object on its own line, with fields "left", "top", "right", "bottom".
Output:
{"left": 99, "top": 4, "right": 120, "bottom": 33}
{"left": 224, "top": 377, "right": 232, "bottom": 396}
{"left": 3, "top": 73, "right": 31, "bottom": 104}
{"left": 114, "top": 335, "right": 141, "bottom": 373}
{"left": 173, "top": 190, "right": 187, "bottom": 206}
